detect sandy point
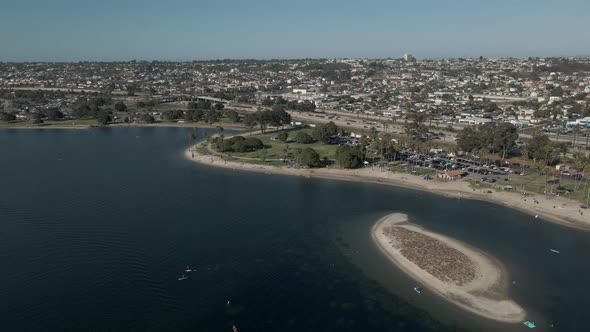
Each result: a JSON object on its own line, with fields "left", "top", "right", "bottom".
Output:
{"left": 372, "top": 213, "right": 526, "bottom": 323}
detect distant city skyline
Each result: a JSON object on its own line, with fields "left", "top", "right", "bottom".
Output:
{"left": 1, "top": 0, "right": 589, "bottom": 62}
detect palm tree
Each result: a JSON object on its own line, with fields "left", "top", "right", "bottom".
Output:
{"left": 573, "top": 126, "right": 580, "bottom": 147}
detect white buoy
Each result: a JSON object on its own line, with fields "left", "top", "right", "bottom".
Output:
{"left": 535, "top": 215, "right": 539, "bottom": 219}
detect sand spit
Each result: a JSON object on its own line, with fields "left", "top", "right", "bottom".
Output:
{"left": 372, "top": 213, "right": 525, "bottom": 323}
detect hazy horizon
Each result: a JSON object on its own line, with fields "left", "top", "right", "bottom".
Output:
{"left": 2, "top": 54, "right": 590, "bottom": 64}
{"left": 1, "top": 0, "right": 589, "bottom": 62}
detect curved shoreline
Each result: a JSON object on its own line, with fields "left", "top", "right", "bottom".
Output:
{"left": 371, "top": 213, "right": 525, "bottom": 323}
{"left": 185, "top": 143, "right": 590, "bottom": 231}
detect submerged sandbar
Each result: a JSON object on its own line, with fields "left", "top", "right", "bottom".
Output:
{"left": 372, "top": 213, "right": 525, "bottom": 323}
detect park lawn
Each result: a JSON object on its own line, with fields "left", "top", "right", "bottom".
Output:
{"left": 231, "top": 128, "right": 339, "bottom": 161}
{"left": 470, "top": 171, "right": 590, "bottom": 204}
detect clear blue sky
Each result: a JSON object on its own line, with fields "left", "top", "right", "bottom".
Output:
{"left": 1, "top": 0, "right": 588, "bottom": 61}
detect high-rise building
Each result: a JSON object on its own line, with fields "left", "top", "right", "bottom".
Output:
{"left": 404, "top": 53, "right": 415, "bottom": 62}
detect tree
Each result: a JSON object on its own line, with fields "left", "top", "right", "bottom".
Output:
{"left": 312, "top": 121, "right": 338, "bottom": 143}
{"left": 297, "top": 148, "right": 321, "bottom": 167}
{"left": 73, "top": 102, "right": 91, "bottom": 118}
{"left": 0, "top": 112, "right": 16, "bottom": 122}
{"left": 456, "top": 123, "right": 518, "bottom": 158}
{"left": 214, "top": 102, "right": 225, "bottom": 111}
{"left": 215, "top": 136, "right": 264, "bottom": 153}
{"left": 225, "top": 110, "right": 240, "bottom": 123}
{"left": 205, "top": 110, "right": 220, "bottom": 124}
{"left": 262, "top": 97, "right": 274, "bottom": 106}
{"left": 243, "top": 137, "right": 264, "bottom": 150}
{"left": 127, "top": 84, "right": 137, "bottom": 96}
{"left": 33, "top": 113, "right": 44, "bottom": 124}
{"left": 196, "top": 99, "right": 212, "bottom": 110}
{"left": 456, "top": 127, "right": 480, "bottom": 152}
{"left": 45, "top": 108, "right": 64, "bottom": 121}
{"left": 268, "top": 108, "right": 291, "bottom": 128}
{"left": 525, "top": 130, "right": 565, "bottom": 166}
{"left": 163, "top": 110, "right": 184, "bottom": 121}
{"left": 97, "top": 111, "right": 112, "bottom": 125}
{"left": 550, "top": 86, "right": 564, "bottom": 97}
{"left": 404, "top": 112, "right": 429, "bottom": 141}
{"left": 189, "top": 109, "right": 204, "bottom": 122}
{"left": 277, "top": 131, "right": 289, "bottom": 142}
{"left": 243, "top": 113, "right": 257, "bottom": 131}
{"left": 293, "top": 131, "right": 314, "bottom": 144}
{"left": 114, "top": 101, "right": 127, "bottom": 112}
{"left": 140, "top": 113, "right": 155, "bottom": 123}
{"left": 493, "top": 123, "right": 519, "bottom": 159}
{"left": 336, "top": 145, "right": 364, "bottom": 169}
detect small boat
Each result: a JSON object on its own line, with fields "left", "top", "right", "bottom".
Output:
{"left": 185, "top": 265, "right": 193, "bottom": 273}
{"left": 550, "top": 249, "right": 560, "bottom": 254}
{"left": 178, "top": 274, "right": 188, "bottom": 281}
{"left": 232, "top": 325, "right": 238, "bottom": 332}
{"left": 227, "top": 300, "right": 231, "bottom": 306}
{"left": 413, "top": 286, "right": 422, "bottom": 294}
{"left": 522, "top": 320, "right": 536, "bottom": 328}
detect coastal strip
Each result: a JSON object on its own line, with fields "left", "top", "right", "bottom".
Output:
{"left": 185, "top": 143, "right": 590, "bottom": 231}
{"left": 372, "top": 213, "right": 525, "bottom": 323}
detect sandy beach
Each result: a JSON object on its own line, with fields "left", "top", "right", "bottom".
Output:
{"left": 372, "top": 213, "right": 525, "bottom": 323}
{"left": 186, "top": 142, "right": 590, "bottom": 231}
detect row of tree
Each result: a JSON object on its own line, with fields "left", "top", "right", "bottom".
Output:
{"left": 215, "top": 136, "right": 264, "bottom": 153}
{"left": 525, "top": 130, "right": 570, "bottom": 166}
{"left": 456, "top": 123, "right": 573, "bottom": 166}
{"left": 243, "top": 109, "right": 291, "bottom": 133}
{"left": 187, "top": 100, "right": 225, "bottom": 111}
{"left": 456, "top": 123, "right": 519, "bottom": 159}
{"left": 261, "top": 96, "right": 317, "bottom": 113}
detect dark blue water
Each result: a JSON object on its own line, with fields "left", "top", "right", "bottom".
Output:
{"left": 1, "top": 128, "right": 589, "bottom": 332}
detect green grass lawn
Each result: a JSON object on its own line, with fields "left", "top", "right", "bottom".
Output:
{"left": 230, "top": 128, "right": 339, "bottom": 161}
{"left": 468, "top": 171, "right": 590, "bottom": 204}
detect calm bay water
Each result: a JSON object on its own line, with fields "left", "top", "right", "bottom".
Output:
{"left": 1, "top": 127, "right": 589, "bottom": 332}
